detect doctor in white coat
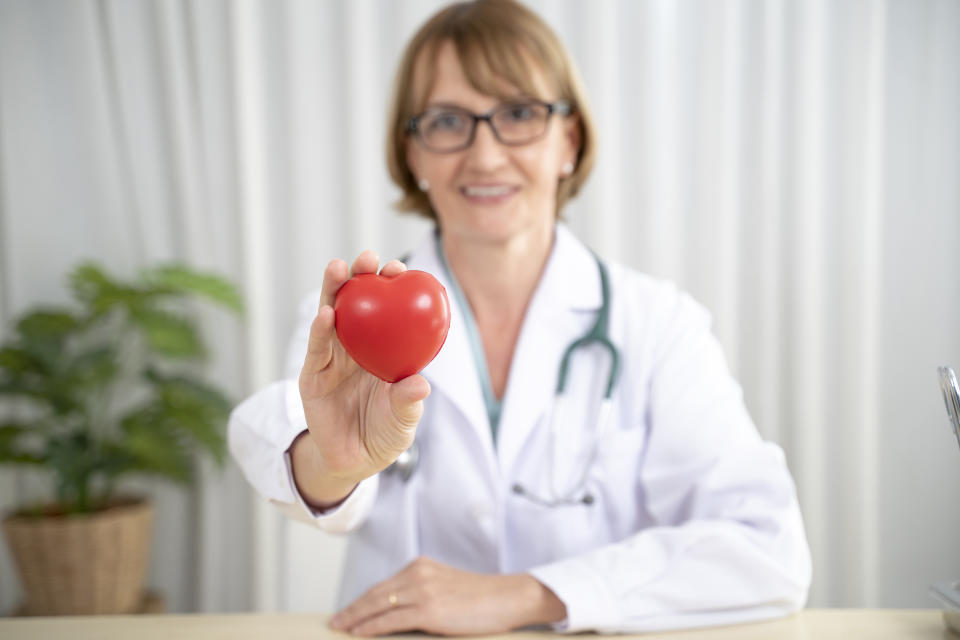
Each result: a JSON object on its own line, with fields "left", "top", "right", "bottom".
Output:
{"left": 229, "top": 0, "right": 811, "bottom": 635}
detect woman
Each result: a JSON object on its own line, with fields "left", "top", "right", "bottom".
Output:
{"left": 229, "top": 0, "right": 811, "bottom": 635}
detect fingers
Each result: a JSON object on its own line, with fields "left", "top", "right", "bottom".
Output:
{"left": 330, "top": 582, "right": 414, "bottom": 633}
{"left": 301, "top": 306, "right": 337, "bottom": 376}
{"left": 379, "top": 259, "right": 407, "bottom": 277}
{"left": 319, "top": 258, "right": 349, "bottom": 309}
{"left": 320, "top": 252, "right": 405, "bottom": 309}
{"left": 347, "top": 608, "right": 421, "bottom": 637}
{"left": 391, "top": 374, "right": 431, "bottom": 404}
{"left": 389, "top": 375, "right": 431, "bottom": 428}
{"left": 350, "top": 250, "right": 380, "bottom": 278}
{"left": 308, "top": 251, "right": 382, "bottom": 376}
{"left": 306, "top": 250, "right": 406, "bottom": 380}
{"left": 318, "top": 250, "right": 380, "bottom": 310}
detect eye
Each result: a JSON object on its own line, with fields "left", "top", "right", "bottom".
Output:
{"left": 501, "top": 104, "right": 537, "bottom": 122}
{"left": 425, "top": 112, "right": 468, "bottom": 132}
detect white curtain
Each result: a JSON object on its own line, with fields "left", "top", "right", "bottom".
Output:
{"left": 0, "top": 0, "right": 958, "bottom": 614}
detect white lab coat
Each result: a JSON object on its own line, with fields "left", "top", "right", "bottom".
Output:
{"left": 228, "top": 223, "right": 811, "bottom": 633}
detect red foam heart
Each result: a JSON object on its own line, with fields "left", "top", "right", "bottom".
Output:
{"left": 334, "top": 270, "right": 451, "bottom": 383}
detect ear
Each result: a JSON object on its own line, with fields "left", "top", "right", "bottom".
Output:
{"left": 406, "top": 139, "right": 420, "bottom": 182}
{"left": 562, "top": 113, "right": 582, "bottom": 167}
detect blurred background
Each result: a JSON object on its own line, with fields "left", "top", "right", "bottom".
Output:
{"left": 0, "top": 0, "right": 958, "bottom": 616}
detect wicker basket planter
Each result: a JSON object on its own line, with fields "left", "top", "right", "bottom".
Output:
{"left": 2, "top": 497, "right": 154, "bottom": 615}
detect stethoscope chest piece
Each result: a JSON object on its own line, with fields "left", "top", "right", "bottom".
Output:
{"left": 386, "top": 442, "right": 420, "bottom": 482}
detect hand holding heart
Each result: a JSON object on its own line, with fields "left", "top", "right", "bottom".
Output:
{"left": 334, "top": 267, "right": 450, "bottom": 383}
{"left": 295, "top": 251, "right": 437, "bottom": 507}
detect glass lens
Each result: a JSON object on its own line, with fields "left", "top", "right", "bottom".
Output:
{"left": 491, "top": 103, "right": 550, "bottom": 143}
{"left": 419, "top": 110, "right": 472, "bottom": 151}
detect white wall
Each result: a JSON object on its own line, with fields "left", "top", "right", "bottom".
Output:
{"left": 0, "top": 0, "right": 958, "bottom": 614}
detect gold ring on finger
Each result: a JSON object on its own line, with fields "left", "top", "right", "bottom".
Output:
{"left": 388, "top": 592, "right": 398, "bottom": 607}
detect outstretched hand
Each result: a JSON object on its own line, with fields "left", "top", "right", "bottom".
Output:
{"left": 294, "top": 251, "right": 432, "bottom": 506}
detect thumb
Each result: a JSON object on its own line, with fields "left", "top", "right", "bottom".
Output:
{"left": 388, "top": 374, "right": 431, "bottom": 427}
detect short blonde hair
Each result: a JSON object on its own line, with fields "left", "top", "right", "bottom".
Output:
{"left": 385, "top": 0, "right": 597, "bottom": 221}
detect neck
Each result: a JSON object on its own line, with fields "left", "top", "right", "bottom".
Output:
{"left": 441, "top": 222, "right": 555, "bottom": 322}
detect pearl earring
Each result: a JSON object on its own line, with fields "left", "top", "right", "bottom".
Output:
{"left": 562, "top": 161, "right": 575, "bottom": 176}
{"left": 418, "top": 178, "right": 430, "bottom": 192}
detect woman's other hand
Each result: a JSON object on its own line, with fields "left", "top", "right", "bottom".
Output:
{"left": 293, "top": 251, "right": 431, "bottom": 508}
{"left": 328, "top": 557, "right": 567, "bottom": 636}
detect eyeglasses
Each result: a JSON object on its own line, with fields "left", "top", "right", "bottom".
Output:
{"left": 406, "top": 100, "right": 571, "bottom": 153}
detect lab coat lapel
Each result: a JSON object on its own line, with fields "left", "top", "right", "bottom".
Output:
{"left": 406, "top": 234, "right": 495, "bottom": 459}
{"left": 496, "top": 224, "right": 602, "bottom": 481}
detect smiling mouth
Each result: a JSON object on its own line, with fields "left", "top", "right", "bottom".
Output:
{"left": 461, "top": 185, "right": 517, "bottom": 198}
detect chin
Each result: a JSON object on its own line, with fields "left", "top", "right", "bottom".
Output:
{"left": 439, "top": 198, "right": 551, "bottom": 242}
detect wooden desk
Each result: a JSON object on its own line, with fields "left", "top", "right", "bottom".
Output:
{"left": 0, "top": 609, "right": 953, "bottom": 639}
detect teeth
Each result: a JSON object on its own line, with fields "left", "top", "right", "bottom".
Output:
{"left": 464, "top": 185, "right": 512, "bottom": 197}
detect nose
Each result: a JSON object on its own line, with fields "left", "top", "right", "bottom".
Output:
{"left": 464, "top": 119, "right": 508, "bottom": 171}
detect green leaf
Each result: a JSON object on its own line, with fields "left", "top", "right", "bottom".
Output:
{"left": 143, "top": 265, "right": 243, "bottom": 313}
{"left": 0, "top": 424, "right": 46, "bottom": 465}
{"left": 0, "top": 382, "right": 43, "bottom": 404}
{"left": 96, "top": 442, "right": 137, "bottom": 480}
{"left": 0, "top": 424, "right": 29, "bottom": 447}
{"left": 140, "top": 372, "right": 229, "bottom": 465}
{"left": 159, "top": 383, "right": 229, "bottom": 465}
{"left": 119, "top": 408, "right": 193, "bottom": 484}
{"left": 131, "top": 308, "right": 204, "bottom": 358}
{"left": 45, "top": 431, "right": 97, "bottom": 479}
{"left": 0, "top": 346, "right": 69, "bottom": 410}
{"left": 16, "top": 309, "right": 79, "bottom": 344}
{"left": 0, "top": 450, "right": 46, "bottom": 466}
{"left": 0, "top": 346, "right": 49, "bottom": 376}
{"left": 63, "top": 346, "right": 118, "bottom": 391}
{"left": 14, "top": 310, "right": 82, "bottom": 370}
{"left": 0, "top": 379, "right": 75, "bottom": 418}
{"left": 153, "top": 372, "right": 232, "bottom": 412}
{"left": 0, "top": 353, "right": 85, "bottom": 416}
{"left": 167, "top": 409, "right": 226, "bottom": 465}
{"left": 68, "top": 262, "right": 139, "bottom": 315}
{"left": 69, "top": 263, "right": 111, "bottom": 301}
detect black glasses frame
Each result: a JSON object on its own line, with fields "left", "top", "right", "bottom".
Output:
{"left": 406, "top": 100, "right": 572, "bottom": 153}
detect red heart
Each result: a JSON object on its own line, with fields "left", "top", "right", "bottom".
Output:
{"left": 334, "top": 270, "right": 451, "bottom": 383}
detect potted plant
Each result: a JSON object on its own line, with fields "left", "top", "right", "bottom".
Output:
{"left": 0, "top": 262, "right": 242, "bottom": 615}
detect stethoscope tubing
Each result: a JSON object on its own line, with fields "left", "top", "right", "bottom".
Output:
{"left": 385, "top": 249, "right": 620, "bottom": 508}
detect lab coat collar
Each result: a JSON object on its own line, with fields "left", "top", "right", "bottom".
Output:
{"left": 537, "top": 222, "right": 603, "bottom": 312}
{"left": 407, "top": 222, "right": 601, "bottom": 309}
{"left": 405, "top": 222, "right": 604, "bottom": 480}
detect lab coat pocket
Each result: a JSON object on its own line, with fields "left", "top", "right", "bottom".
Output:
{"left": 591, "top": 426, "right": 646, "bottom": 493}
{"left": 595, "top": 425, "right": 646, "bottom": 469}
{"left": 589, "top": 426, "right": 647, "bottom": 534}
{"left": 505, "top": 428, "right": 645, "bottom": 568}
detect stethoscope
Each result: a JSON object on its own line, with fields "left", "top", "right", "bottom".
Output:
{"left": 385, "top": 251, "right": 621, "bottom": 507}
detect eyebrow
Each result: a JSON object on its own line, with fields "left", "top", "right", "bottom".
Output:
{"left": 422, "top": 101, "right": 473, "bottom": 111}
{"left": 422, "top": 96, "right": 538, "bottom": 112}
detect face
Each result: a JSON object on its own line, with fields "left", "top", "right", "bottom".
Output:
{"left": 406, "top": 40, "right": 580, "bottom": 246}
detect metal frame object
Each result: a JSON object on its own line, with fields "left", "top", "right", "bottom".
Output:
{"left": 938, "top": 366, "right": 960, "bottom": 451}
